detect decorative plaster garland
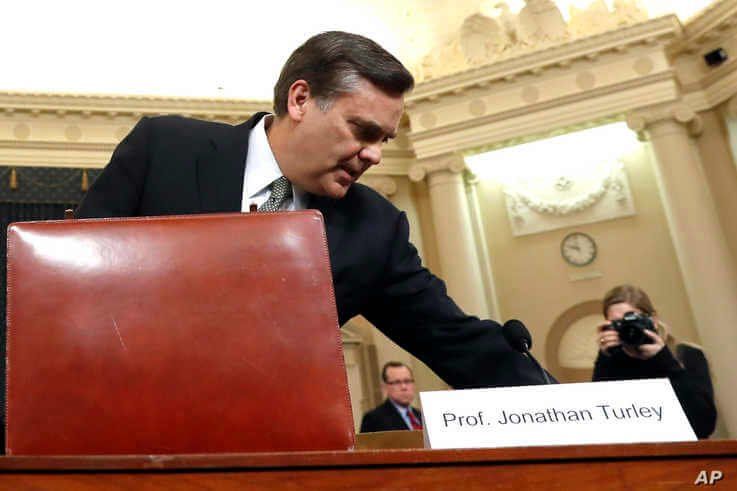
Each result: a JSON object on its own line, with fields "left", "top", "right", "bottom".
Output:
{"left": 504, "top": 162, "right": 627, "bottom": 218}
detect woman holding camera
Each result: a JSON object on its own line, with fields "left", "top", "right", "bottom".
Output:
{"left": 593, "top": 284, "right": 717, "bottom": 438}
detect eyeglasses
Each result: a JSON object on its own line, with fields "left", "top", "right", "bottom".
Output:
{"left": 385, "top": 379, "right": 414, "bottom": 386}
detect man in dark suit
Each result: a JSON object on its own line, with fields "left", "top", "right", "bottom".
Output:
{"left": 361, "top": 362, "right": 423, "bottom": 433}
{"left": 76, "top": 30, "right": 548, "bottom": 390}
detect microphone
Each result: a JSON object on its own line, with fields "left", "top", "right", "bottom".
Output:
{"left": 502, "top": 319, "right": 554, "bottom": 385}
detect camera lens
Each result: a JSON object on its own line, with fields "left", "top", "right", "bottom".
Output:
{"left": 613, "top": 312, "right": 654, "bottom": 347}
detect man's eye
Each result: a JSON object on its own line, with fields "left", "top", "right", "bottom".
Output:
{"left": 350, "top": 121, "right": 385, "bottom": 143}
{"left": 350, "top": 125, "right": 369, "bottom": 140}
{"left": 362, "top": 130, "right": 382, "bottom": 142}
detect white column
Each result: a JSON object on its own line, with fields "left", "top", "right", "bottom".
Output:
{"left": 704, "top": 100, "right": 737, "bottom": 267}
{"left": 629, "top": 104, "right": 737, "bottom": 436}
{"left": 465, "top": 173, "right": 502, "bottom": 320}
{"left": 409, "top": 153, "right": 489, "bottom": 318}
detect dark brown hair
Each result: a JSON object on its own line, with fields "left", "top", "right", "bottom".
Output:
{"left": 381, "top": 361, "right": 413, "bottom": 383}
{"left": 273, "top": 31, "right": 414, "bottom": 116}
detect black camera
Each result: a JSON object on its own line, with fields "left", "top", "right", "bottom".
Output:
{"left": 610, "top": 311, "right": 655, "bottom": 347}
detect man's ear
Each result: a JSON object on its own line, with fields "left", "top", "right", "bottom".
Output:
{"left": 286, "top": 80, "right": 311, "bottom": 122}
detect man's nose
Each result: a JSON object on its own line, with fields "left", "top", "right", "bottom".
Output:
{"left": 359, "top": 143, "right": 382, "bottom": 166}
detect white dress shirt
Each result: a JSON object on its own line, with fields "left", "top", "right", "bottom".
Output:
{"left": 240, "top": 115, "right": 307, "bottom": 212}
{"left": 389, "top": 399, "right": 414, "bottom": 430}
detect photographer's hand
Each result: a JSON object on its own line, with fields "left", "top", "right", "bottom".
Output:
{"left": 597, "top": 323, "right": 621, "bottom": 354}
{"left": 621, "top": 328, "right": 665, "bottom": 360}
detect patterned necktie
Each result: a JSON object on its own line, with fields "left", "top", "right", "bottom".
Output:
{"left": 258, "top": 176, "right": 292, "bottom": 212}
{"left": 408, "top": 409, "right": 423, "bottom": 430}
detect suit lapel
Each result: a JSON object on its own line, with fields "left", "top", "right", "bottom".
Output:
{"left": 305, "top": 194, "right": 340, "bottom": 250}
{"left": 197, "top": 113, "right": 267, "bottom": 213}
{"left": 305, "top": 194, "right": 336, "bottom": 225}
{"left": 306, "top": 194, "right": 342, "bottom": 274}
{"left": 385, "top": 399, "right": 410, "bottom": 430}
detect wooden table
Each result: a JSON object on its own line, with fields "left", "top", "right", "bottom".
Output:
{"left": 0, "top": 440, "right": 735, "bottom": 489}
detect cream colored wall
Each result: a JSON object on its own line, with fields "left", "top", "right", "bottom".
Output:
{"left": 472, "top": 143, "right": 700, "bottom": 368}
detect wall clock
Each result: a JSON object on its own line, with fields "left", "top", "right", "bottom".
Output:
{"left": 560, "top": 232, "right": 597, "bottom": 267}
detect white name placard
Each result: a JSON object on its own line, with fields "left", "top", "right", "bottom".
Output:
{"left": 420, "top": 379, "right": 696, "bottom": 449}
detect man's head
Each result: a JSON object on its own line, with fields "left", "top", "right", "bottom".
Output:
{"left": 381, "top": 361, "right": 416, "bottom": 407}
{"left": 269, "top": 31, "right": 414, "bottom": 199}
{"left": 273, "top": 31, "right": 414, "bottom": 118}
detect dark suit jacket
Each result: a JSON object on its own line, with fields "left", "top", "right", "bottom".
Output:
{"left": 360, "top": 399, "right": 422, "bottom": 433}
{"left": 76, "top": 113, "right": 548, "bottom": 389}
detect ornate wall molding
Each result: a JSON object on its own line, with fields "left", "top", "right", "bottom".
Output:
{"left": 681, "top": 60, "right": 737, "bottom": 112}
{"left": 414, "top": 70, "right": 676, "bottom": 151}
{"left": 408, "top": 16, "right": 681, "bottom": 106}
{"left": 0, "top": 91, "right": 271, "bottom": 169}
{"left": 406, "top": 6, "right": 737, "bottom": 161}
{"left": 626, "top": 102, "right": 704, "bottom": 136}
{"left": 501, "top": 160, "right": 636, "bottom": 237}
{"left": 406, "top": 17, "right": 682, "bottom": 160}
{"left": 408, "top": 154, "right": 466, "bottom": 182}
{"left": 669, "top": 0, "right": 737, "bottom": 111}
{"left": 506, "top": 164, "right": 628, "bottom": 217}
{"left": 668, "top": 0, "right": 737, "bottom": 56}
{"left": 0, "top": 91, "right": 269, "bottom": 121}
{"left": 416, "top": 0, "right": 662, "bottom": 83}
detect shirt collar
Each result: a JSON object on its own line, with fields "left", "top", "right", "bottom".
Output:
{"left": 244, "top": 114, "right": 307, "bottom": 211}
{"left": 389, "top": 398, "right": 410, "bottom": 415}
{"left": 244, "top": 115, "right": 281, "bottom": 200}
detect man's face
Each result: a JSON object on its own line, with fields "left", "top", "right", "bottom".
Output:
{"left": 286, "top": 79, "right": 404, "bottom": 199}
{"left": 383, "top": 366, "right": 415, "bottom": 407}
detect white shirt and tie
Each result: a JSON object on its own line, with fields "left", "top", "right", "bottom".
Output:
{"left": 240, "top": 115, "right": 307, "bottom": 213}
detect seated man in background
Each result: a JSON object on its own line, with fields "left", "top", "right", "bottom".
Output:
{"left": 361, "top": 362, "right": 423, "bottom": 433}
{"left": 593, "top": 284, "right": 717, "bottom": 438}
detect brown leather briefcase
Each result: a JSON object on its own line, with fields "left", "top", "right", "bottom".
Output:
{"left": 6, "top": 211, "right": 354, "bottom": 455}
